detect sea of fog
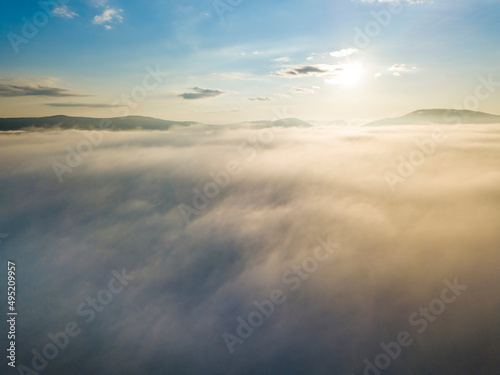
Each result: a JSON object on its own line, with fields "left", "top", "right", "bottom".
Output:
{"left": 1, "top": 124, "right": 499, "bottom": 375}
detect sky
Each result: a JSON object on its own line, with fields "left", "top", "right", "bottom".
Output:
{"left": 1, "top": 0, "right": 500, "bottom": 123}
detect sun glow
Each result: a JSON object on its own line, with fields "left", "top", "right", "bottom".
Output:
{"left": 325, "top": 62, "right": 364, "bottom": 86}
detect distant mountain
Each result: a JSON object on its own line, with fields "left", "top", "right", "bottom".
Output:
{"left": 0, "top": 115, "right": 202, "bottom": 132}
{"left": 0, "top": 115, "right": 314, "bottom": 132}
{"left": 365, "top": 109, "right": 500, "bottom": 126}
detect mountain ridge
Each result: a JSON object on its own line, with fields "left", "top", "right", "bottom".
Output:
{"left": 0, "top": 115, "right": 201, "bottom": 132}
{"left": 0, "top": 115, "right": 313, "bottom": 132}
{"left": 1, "top": 109, "right": 500, "bottom": 131}
{"left": 364, "top": 109, "right": 500, "bottom": 126}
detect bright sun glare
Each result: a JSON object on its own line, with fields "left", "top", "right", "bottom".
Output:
{"left": 325, "top": 62, "right": 364, "bottom": 86}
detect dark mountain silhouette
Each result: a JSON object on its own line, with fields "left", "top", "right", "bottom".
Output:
{"left": 365, "top": 109, "right": 500, "bottom": 126}
{"left": 0, "top": 115, "right": 314, "bottom": 131}
{"left": 0, "top": 115, "right": 201, "bottom": 132}
{"left": 4, "top": 110, "right": 497, "bottom": 131}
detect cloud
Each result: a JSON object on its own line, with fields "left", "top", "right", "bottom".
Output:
{"left": 179, "top": 87, "right": 227, "bottom": 100}
{"left": 273, "top": 64, "right": 338, "bottom": 77}
{"left": 248, "top": 97, "right": 273, "bottom": 101}
{"left": 92, "top": 0, "right": 109, "bottom": 7}
{"left": 0, "top": 125, "right": 499, "bottom": 374}
{"left": 273, "top": 63, "right": 361, "bottom": 86}
{"left": 290, "top": 87, "right": 314, "bottom": 94}
{"left": 52, "top": 5, "right": 78, "bottom": 18}
{"left": 330, "top": 48, "right": 359, "bottom": 58}
{"left": 388, "top": 64, "right": 410, "bottom": 72}
{"left": 0, "top": 81, "right": 88, "bottom": 97}
{"left": 388, "top": 64, "right": 419, "bottom": 76}
{"left": 273, "top": 57, "right": 290, "bottom": 62}
{"left": 92, "top": 8, "right": 124, "bottom": 28}
{"left": 45, "top": 103, "right": 121, "bottom": 108}
{"left": 211, "top": 73, "right": 255, "bottom": 81}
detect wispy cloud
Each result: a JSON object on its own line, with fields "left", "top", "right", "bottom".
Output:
{"left": 45, "top": 102, "right": 120, "bottom": 108}
{"left": 272, "top": 62, "right": 365, "bottom": 87}
{"left": 330, "top": 48, "right": 359, "bottom": 58}
{"left": 388, "top": 64, "right": 419, "bottom": 76}
{"left": 273, "top": 65, "right": 337, "bottom": 77}
{"left": 290, "top": 87, "right": 314, "bottom": 94}
{"left": 273, "top": 57, "right": 290, "bottom": 62}
{"left": 211, "top": 73, "right": 256, "bottom": 81}
{"left": 92, "top": 0, "right": 109, "bottom": 7}
{"left": 52, "top": 5, "right": 78, "bottom": 19}
{"left": 93, "top": 8, "right": 124, "bottom": 29}
{"left": 179, "top": 87, "right": 227, "bottom": 100}
{"left": 248, "top": 97, "right": 273, "bottom": 101}
{"left": 0, "top": 81, "right": 88, "bottom": 97}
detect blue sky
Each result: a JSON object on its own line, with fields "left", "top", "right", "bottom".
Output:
{"left": 1, "top": 0, "right": 499, "bottom": 123}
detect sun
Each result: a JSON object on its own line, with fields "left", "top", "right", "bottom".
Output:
{"left": 325, "top": 62, "right": 364, "bottom": 87}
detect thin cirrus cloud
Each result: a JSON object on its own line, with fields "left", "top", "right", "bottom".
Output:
{"left": 45, "top": 103, "right": 120, "bottom": 108}
{"left": 211, "top": 73, "right": 256, "bottom": 81}
{"left": 248, "top": 97, "right": 273, "bottom": 101}
{"left": 388, "top": 64, "right": 418, "bottom": 76}
{"left": 92, "top": 0, "right": 109, "bottom": 6}
{"left": 179, "top": 87, "right": 227, "bottom": 100}
{"left": 290, "top": 87, "right": 314, "bottom": 94}
{"left": 52, "top": 5, "right": 78, "bottom": 18}
{"left": 0, "top": 83, "right": 88, "bottom": 97}
{"left": 330, "top": 48, "right": 359, "bottom": 58}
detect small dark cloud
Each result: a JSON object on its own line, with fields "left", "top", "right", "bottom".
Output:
{"left": 290, "top": 87, "right": 314, "bottom": 94}
{"left": 248, "top": 97, "right": 272, "bottom": 102}
{"left": 0, "top": 83, "right": 88, "bottom": 97}
{"left": 274, "top": 65, "right": 329, "bottom": 77}
{"left": 46, "top": 103, "right": 121, "bottom": 108}
{"left": 179, "top": 87, "right": 226, "bottom": 100}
